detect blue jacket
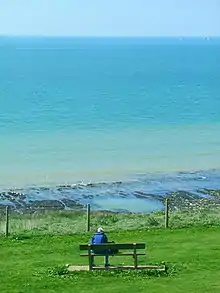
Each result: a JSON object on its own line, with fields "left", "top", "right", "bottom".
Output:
{"left": 90, "top": 232, "right": 108, "bottom": 244}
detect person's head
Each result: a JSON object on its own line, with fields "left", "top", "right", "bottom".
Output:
{"left": 97, "top": 227, "right": 104, "bottom": 233}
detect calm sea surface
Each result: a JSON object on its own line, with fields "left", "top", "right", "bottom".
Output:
{"left": 0, "top": 37, "right": 220, "bottom": 211}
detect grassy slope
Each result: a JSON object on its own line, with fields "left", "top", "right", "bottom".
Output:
{"left": 0, "top": 227, "right": 220, "bottom": 293}
{"left": 1, "top": 208, "right": 220, "bottom": 236}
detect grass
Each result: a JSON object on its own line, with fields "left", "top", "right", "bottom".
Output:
{"left": 0, "top": 226, "right": 220, "bottom": 293}
{"left": 1, "top": 207, "right": 220, "bottom": 236}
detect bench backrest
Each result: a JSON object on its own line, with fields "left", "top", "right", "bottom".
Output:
{"left": 79, "top": 243, "right": 145, "bottom": 251}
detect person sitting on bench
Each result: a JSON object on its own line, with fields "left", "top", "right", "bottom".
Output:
{"left": 90, "top": 227, "right": 111, "bottom": 267}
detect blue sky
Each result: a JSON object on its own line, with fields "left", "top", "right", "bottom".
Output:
{"left": 0, "top": 0, "right": 219, "bottom": 36}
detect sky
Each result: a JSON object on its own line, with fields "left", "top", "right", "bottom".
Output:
{"left": 0, "top": 0, "right": 219, "bottom": 37}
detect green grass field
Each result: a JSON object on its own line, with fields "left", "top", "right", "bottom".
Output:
{"left": 1, "top": 206, "right": 220, "bottom": 236}
{"left": 1, "top": 226, "right": 220, "bottom": 293}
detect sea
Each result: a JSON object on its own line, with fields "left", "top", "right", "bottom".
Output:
{"left": 0, "top": 37, "right": 220, "bottom": 212}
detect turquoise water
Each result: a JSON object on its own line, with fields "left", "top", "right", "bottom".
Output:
{"left": 0, "top": 37, "right": 220, "bottom": 209}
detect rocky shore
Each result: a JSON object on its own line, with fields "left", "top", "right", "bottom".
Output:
{"left": 0, "top": 184, "right": 220, "bottom": 214}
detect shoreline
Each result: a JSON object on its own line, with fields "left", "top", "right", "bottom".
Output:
{"left": 0, "top": 187, "right": 220, "bottom": 214}
{"left": 0, "top": 170, "right": 220, "bottom": 213}
{"left": 1, "top": 189, "right": 220, "bottom": 213}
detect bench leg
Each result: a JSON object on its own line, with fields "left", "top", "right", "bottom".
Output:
{"left": 134, "top": 255, "right": 138, "bottom": 269}
{"left": 133, "top": 244, "right": 138, "bottom": 269}
{"left": 104, "top": 255, "right": 110, "bottom": 267}
{"left": 88, "top": 247, "right": 93, "bottom": 271}
{"left": 91, "top": 255, "right": 95, "bottom": 267}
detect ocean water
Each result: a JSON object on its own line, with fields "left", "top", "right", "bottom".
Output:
{"left": 0, "top": 37, "right": 220, "bottom": 211}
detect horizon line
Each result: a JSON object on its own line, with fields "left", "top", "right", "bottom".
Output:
{"left": 0, "top": 35, "right": 220, "bottom": 38}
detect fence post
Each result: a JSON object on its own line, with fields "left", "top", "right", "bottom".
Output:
{"left": 165, "top": 198, "right": 169, "bottom": 229}
{"left": 5, "top": 206, "right": 9, "bottom": 237}
{"left": 86, "top": 204, "right": 91, "bottom": 232}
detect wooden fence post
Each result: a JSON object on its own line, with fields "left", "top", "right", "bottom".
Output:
{"left": 5, "top": 206, "right": 9, "bottom": 237}
{"left": 86, "top": 204, "right": 91, "bottom": 232}
{"left": 165, "top": 198, "right": 169, "bottom": 229}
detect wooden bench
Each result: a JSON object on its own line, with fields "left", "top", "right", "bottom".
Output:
{"left": 79, "top": 243, "right": 146, "bottom": 270}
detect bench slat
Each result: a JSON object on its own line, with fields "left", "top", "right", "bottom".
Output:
{"left": 80, "top": 252, "right": 146, "bottom": 256}
{"left": 79, "top": 243, "right": 145, "bottom": 250}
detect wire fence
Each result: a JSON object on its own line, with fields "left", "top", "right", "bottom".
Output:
{"left": 1, "top": 196, "right": 220, "bottom": 237}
